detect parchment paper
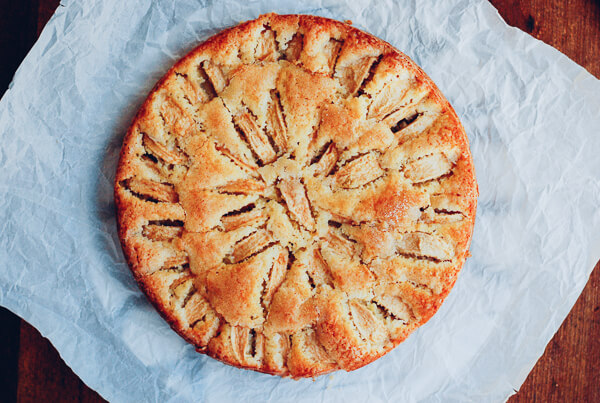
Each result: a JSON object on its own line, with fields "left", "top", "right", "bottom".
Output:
{"left": 1, "top": 0, "right": 599, "bottom": 401}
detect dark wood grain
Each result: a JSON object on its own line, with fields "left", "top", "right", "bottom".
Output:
{"left": 17, "top": 322, "right": 105, "bottom": 403}
{"left": 36, "top": 0, "right": 60, "bottom": 36}
{"left": 486, "top": 2, "right": 600, "bottom": 401}
{"left": 0, "top": 0, "right": 38, "bottom": 96}
{"left": 490, "top": 0, "right": 600, "bottom": 77}
{"left": 0, "top": 308, "right": 21, "bottom": 403}
{"left": 0, "top": 1, "right": 597, "bottom": 402}
{"left": 0, "top": 1, "right": 40, "bottom": 402}
{"left": 509, "top": 263, "right": 600, "bottom": 402}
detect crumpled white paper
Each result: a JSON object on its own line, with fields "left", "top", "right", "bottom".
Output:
{"left": 1, "top": 0, "right": 599, "bottom": 401}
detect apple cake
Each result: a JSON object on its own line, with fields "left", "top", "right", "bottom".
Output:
{"left": 115, "top": 13, "right": 477, "bottom": 378}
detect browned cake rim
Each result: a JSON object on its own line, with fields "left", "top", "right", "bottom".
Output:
{"left": 114, "top": 13, "right": 478, "bottom": 378}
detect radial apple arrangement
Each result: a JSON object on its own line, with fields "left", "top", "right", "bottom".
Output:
{"left": 114, "top": 13, "right": 478, "bottom": 378}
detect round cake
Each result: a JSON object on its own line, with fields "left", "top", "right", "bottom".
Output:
{"left": 115, "top": 13, "right": 477, "bottom": 378}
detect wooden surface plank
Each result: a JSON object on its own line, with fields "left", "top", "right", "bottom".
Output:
{"left": 490, "top": 0, "right": 600, "bottom": 77}
{"left": 0, "top": 1, "right": 41, "bottom": 402}
{"left": 17, "top": 322, "right": 105, "bottom": 403}
{"left": 0, "top": 0, "right": 38, "bottom": 96}
{"left": 0, "top": 308, "right": 21, "bottom": 403}
{"left": 488, "top": 1, "right": 600, "bottom": 401}
{"left": 509, "top": 263, "right": 600, "bottom": 402}
{"left": 0, "top": 1, "right": 597, "bottom": 402}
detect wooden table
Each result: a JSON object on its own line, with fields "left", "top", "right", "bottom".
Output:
{"left": 0, "top": 1, "right": 598, "bottom": 401}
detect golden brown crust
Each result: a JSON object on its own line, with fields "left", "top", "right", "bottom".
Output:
{"left": 114, "top": 13, "right": 478, "bottom": 378}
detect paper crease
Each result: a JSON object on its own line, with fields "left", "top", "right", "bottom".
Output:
{"left": 1, "top": 0, "right": 599, "bottom": 402}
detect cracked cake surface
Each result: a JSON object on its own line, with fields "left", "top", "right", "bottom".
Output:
{"left": 114, "top": 13, "right": 478, "bottom": 378}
